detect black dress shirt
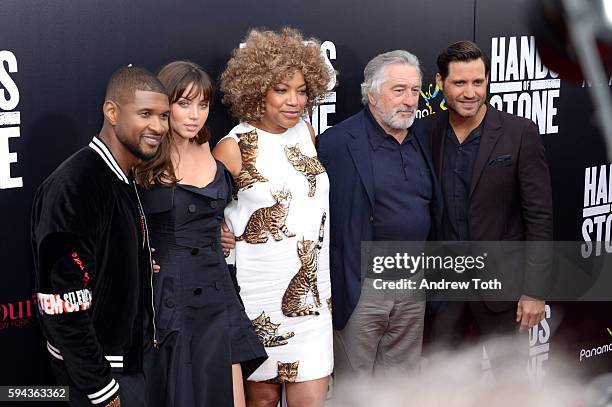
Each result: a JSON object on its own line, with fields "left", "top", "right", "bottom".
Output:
{"left": 441, "top": 124, "right": 482, "bottom": 240}
{"left": 365, "top": 106, "right": 432, "bottom": 242}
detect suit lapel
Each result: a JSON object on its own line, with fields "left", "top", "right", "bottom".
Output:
{"left": 414, "top": 125, "right": 435, "bottom": 175}
{"left": 470, "top": 108, "right": 503, "bottom": 197}
{"left": 431, "top": 111, "right": 449, "bottom": 178}
{"left": 348, "top": 116, "right": 375, "bottom": 209}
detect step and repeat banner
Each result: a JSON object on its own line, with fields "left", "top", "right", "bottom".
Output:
{"left": 474, "top": 0, "right": 612, "bottom": 382}
{"left": 1, "top": 0, "right": 610, "bottom": 391}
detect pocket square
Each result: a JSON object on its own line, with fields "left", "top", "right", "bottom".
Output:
{"left": 488, "top": 154, "right": 512, "bottom": 166}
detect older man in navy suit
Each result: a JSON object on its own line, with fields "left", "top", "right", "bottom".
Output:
{"left": 317, "top": 50, "right": 442, "bottom": 379}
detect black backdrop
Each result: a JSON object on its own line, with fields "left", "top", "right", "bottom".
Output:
{"left": 1, "top": 0, "right": 611, "bottom": 392}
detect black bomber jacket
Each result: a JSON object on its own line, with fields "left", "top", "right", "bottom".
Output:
{"left": 31, "top": 136, "right": 154, "bottom": 406}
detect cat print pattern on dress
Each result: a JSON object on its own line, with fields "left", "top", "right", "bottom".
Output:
{"left": 265, "top": 361, "right": 299, "bottom": 384}
{"left": 284, "top": 144, "right": 326, "bottom": 197}
{"left": 251, "top": 311, "right": 295, "bottom": 347}
{"left": 281, "top": 212, "right": 326, "bottom": 317}
{"left": 235, "top": 129, "right": 268, "bottom": 191}
{"left": 235, "top": 187, "right": 296, "bottom": 244}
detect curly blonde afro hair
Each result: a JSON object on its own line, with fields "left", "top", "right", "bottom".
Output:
{"left": 220, "top": 27, "right": 331, "bottom": 123}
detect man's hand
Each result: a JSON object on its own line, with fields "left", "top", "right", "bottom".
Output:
{"left": 516, "top": 295, "right": 545, "bottom": 331}
{"left": 221, "top": 219, "right": 236, "bottom": 257}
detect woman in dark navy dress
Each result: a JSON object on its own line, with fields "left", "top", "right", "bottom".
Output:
{"left": 137, "top": 60, "right": 266, "bottom": 407}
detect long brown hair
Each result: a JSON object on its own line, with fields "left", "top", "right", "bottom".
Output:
{"left": 136, "top": 60, "right": 214, "bottom": 188}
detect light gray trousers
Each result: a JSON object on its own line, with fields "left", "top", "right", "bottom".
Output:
{"left": 333, "top": 279, "right": 425, "bottom": 382}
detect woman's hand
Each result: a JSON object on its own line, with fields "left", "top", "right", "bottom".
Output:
{"left": 221, "top": 220, "right": 236, "bottom": 257}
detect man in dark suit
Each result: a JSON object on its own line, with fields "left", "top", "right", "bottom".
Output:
{"left": 317, "top": 50, "right": 442, "bottom": 379}
{"left": 423, "top": 41, "right": 553, "bottom": 354}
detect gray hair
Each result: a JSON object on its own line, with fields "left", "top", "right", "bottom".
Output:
{"left": 360, "top": 50, "right": 422, "bottom": 105}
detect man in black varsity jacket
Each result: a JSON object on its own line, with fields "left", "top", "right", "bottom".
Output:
{"left": 31, "top": 66, "right": 169, "bottom": 406}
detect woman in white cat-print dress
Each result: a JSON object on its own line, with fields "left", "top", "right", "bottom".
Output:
{"left": 213, "top": 28, "right": 333, "bottom": 406}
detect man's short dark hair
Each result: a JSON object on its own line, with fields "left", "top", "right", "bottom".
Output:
{"left": 436, "top": 41, "right": 491, "bottom": 80}
{"left": 105, "top": 65, "right": 167, "bottom": 104}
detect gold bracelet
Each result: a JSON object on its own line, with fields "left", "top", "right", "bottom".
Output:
{"left": 104, "top": 394, "right": 120, "bottom": 407}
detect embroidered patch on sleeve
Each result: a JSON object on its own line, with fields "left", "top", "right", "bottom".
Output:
{"left": 37, "top": 289, "right": 93, "bottom": 315}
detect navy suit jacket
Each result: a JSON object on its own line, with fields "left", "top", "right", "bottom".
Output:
{"left": 317, "top": 108, "right": 443, "bottom": 330}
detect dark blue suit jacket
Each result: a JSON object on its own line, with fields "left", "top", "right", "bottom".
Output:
{"left": 317, "top": 108, "right": 443, "bottom": 330}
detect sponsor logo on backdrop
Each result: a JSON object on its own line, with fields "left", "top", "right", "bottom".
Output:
{"left": 581, "top": 164, "right": 612, "bottom": 257}
{"left": 0, "top": 294, "right": 36, "bottom": 330}
{"left": 310, "top": 41, "right": 337, "bottom": 135}
{"left": 489, "top": 36, "right": 560, "bottom": 135}
{"left": 579, "top": 336, "right": 612, "bottom": 362}
{"left": 0, "top": 50, "right": 22, "bottom": 189}
{"left": 528, "top": 304, "right": 551, "bottom": 385}
{"left": 417, "top": 82, "right": 446, "bottom": 119}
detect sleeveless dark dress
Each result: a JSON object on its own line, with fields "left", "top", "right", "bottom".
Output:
{"left": 141, "top": 162, "right": 267, "bottom": 407}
